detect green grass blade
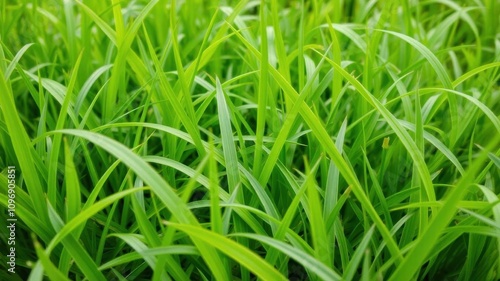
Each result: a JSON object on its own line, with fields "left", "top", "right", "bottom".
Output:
{"left": 237, "top": 233, "right": 342, "bottom": 281}
{"left": 389, "top": 136, "right": 500, "bottom": 280}
{"left": 343, "top": 225, "right": 375, "bottom": 281}
{"left": 0, "top": 61, "right": 49, "bottom": 223}
{"left": 167, "top": 223, "right": 287, "bottom": 281}
{"left": 215, "top": 78, "right": 241, "bottom": 192}
{"left": 33, "top": 236, "right": 71, "bottom": 281}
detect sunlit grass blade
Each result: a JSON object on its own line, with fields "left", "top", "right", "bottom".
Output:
{"left": 4, "top": 43, "right": 33, "bottom": 80}
{"left": 215, "top": 78, "right": 241, "bottom": 192}
{"left": 166, "top": 222, "right": 287, "bottom": 281}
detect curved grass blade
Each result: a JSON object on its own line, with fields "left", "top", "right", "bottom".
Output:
{"left": 4, "top": 43, "right": 33, "bottom": 80}
{"left": 389, "top": 136, "right": 500, "bottom": 280}
{"left": 49, "top": 129, "right": 228, "bottom": 280}
{"left": 33, "top": 236, "right": 71, "bottom": 281}
{"left": 166, "top": 222, "right": 287, "bottom": 281}
{"left": 236, "top": 233, "right": 342, "bottom": 281}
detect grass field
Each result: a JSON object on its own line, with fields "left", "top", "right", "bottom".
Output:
{"left": 1, "top": 0, "right": 499, "bottom": 280}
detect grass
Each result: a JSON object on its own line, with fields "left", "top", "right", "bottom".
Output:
{"left": 0, "top": 0, "right": 499, "bottom": 280}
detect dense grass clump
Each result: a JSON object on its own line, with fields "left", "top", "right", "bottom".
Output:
{"left": 0, "top": 0, "right": 499, "bottom": 280}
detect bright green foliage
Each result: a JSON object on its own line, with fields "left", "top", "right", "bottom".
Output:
{"left": 0, "top": 0, "right": 499, "bottom": 280}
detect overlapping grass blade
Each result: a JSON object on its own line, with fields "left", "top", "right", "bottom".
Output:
{"left": 167, "top": 223, "right": 287, "bottom": 281}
